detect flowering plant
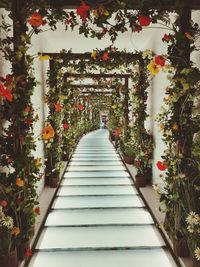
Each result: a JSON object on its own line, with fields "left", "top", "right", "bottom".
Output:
{"left": 0, "top": 207, "right": 19, "bottom": 255}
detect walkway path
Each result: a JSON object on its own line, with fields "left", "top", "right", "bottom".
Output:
{"left": 28, "top": 129, "right": 177, "bottom": 267}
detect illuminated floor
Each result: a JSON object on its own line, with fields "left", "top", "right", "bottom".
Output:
{"left": 28, "top": 129, "right": 177, "bottom": 267}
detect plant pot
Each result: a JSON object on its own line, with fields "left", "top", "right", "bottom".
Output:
{"left": 17, "top": 239, "right": 29, "bottom": 261}
{"left": 0, "top": 248, "right": 18, "bottom": 267}
{"left": 135, "top": 175, "right": 146, "bottom": 188}
{"left": 173, "top": 237, "right": 190, "bottom": 257}
{"left": 109, "top": 132, "right": 115, "bottom": 141}
{"left": 123, "top": 155, "right": 135, "bottom": 164}
{"left": 144, "top": 167, "right": 152, "bottom": 185}
{"left": 49, "top": 171, "right": 60, "bottom": 188}
{"left": 62, "top": 153, "right": 69, "bottom": 161}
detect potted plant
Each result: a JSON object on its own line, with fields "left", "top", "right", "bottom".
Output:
{"left": 119, "top": 139, "right": 135, "bottom": 164}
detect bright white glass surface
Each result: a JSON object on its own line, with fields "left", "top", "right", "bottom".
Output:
{"left": 67, "top": 166, "right": 126, "bottom": 171}
{"left": 69, "top": 161, "right": 123, "bottom": 166}
{"left": 61, "top": 177, "right": 133, "bottom": 186}
{"left": 29, "top": 249, "right": 177, "bottom": 267}
{"left": 52, "top": 195, "right": 144, "bottom": 209}
{"left": 45, "top": 208, "right": 153, "bottom": 226}
{"left": 64, "top": 171, "right": 130, "bottom": 178}
{"left": 36, "top": 225, "right": 165, "bottom": 250}
{"left": 57, "top": 185, "right": 138, "bottom": 196}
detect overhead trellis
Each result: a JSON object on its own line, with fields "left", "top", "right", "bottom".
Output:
{"left": 0, "top": 0, "right": 200, "bottom": 265}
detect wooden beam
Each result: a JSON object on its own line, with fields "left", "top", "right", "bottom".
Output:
{"left": 64, "top": 72, "right": 132, "bottom": 79}
{"left": 48, "top": 0, "right": 200, "bottom": 9}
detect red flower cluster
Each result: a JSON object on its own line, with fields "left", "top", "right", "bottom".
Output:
{"left": 156, "top": 161, "right": 167, "bottom": 171}
{"left": 154, "top": 55, "right": 166, "bottom": 66}
{"left": 102, "top": 52, "right": 109, "bottom": 61}
{"left": 114, "top": 129, "right": 120, "bottom": 137}
{"left": 138, "top": 15, "right": 151, "bottom": 27}
{"left": 28, "top": 12, "right": 46, "bottom": 27}
{"left": 54, "top": 103, "right": 62, "bottom": 112}
{"left": 76, "top": 2, "right": 90, "bottom": 22}
{"left": 78, "top": 104, "right": 84, "bottom": 111}
{"left": 63, "top": 123, "right": 69, "bottom": 130}
{"left": 162, "top": 34, "right": 170, "bottom": 42}
{"left": 0, "top": 82, "right": 13, "bottom": 102}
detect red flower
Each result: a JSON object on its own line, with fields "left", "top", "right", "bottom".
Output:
{"left": 25, "top": 248, "right": 32, "bottom": 257}
{"left": 114, "top": 129, "right": 120, "bottom": 137}
{"left": 102, "top": 27, "right": 108, "bottom": 34}
{"left": 76, "top": 2, "right": 90, "bottom": 22}
{"left": 33, "top": 206, "right": 40, "bottom": 215}
{"left": 5, "top": 74, "right": 12, "bottom": 86}
{"left": 154, "top": 56, "right": 166, "bottom": 66}
{"left": 78, "top": 104, "right": 84, "bottom": 111}
{"left": 24, "top": 118, "right": 33, "bottom": 125}
{"left": 54, "top": 103, "right": 61, "bottom": 112}
{"left": 63, "top": 123, "right": 69, "bottom": 129}
{"left": 162, "top": 34, "right": 170, "bottom": 42}
{"left": 42, "top": 19, "right": 47, "bottom": 26}
{"left": 156, "top": 161, "right": 167, "bottom": 171}
{"left": 0, "top": 83, "right": 13, "bottom": 102}
{"left": 0, "top": 200, "right": 8, "bottom": 207}
{"left": 138, "top": 15, "right": 151, "bottom": 26}
{"left": 102, "top": 52, "right": 109, "bottom": 61}
{"left": 28, "top": 12, "right": 43, "bottom": 27}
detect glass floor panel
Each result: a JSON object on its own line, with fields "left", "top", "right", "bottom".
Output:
{"left": 57, "top": 185, "right": 138, "bottom": 196}
{"left": 52, "top": 195, "right": 144, "bottom": 209}
{"left": 61, "top": 177, "right": 133, "bottom": 186}
{"left": 28, "top": 249, "right": 177, "bottom": 267}
{"left": 72, "top": 156, "right": 120, "bottom": 160}
{"left": 45, "top": 208, "right": 154, "bottom": 226}
{"left": 69, "top": 161, "right": 123, "bottom": 166}
{"left": 67, "top": 166, "right": 126, "bottom": 171}
{"left": 35, "top": 225, "right": 165, "bottom": 250}
{"left": 64, "top": 171, "right": 130, "bottom": 178}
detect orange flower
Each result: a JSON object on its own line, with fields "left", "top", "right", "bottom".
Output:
{"left": 16, "top": 178, "right": 25, "bottom": 187}
{"left": 42, "top": 124, "right": 55, "bottom": 140}
{"left": 11, "top": 227, "right": 20, "bottom": 236}
{"left": 0, "top": 200, "right": 8, "bottom": 207}
{"left": 54, "top": 103, "right": 61, "bottom": 112}
{"left": 102, "top": 52, "right": 109, "bottom": 61}
{"left": 172, "top": 123, "right": 178, "bottom": 130}
{"left": 28, "top": 12, "right": 43, "bottom": 27}
{"left": 33, "top": 206, "right": 40, "bottom": 215}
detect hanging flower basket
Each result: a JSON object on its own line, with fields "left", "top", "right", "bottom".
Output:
{"left": 49, "top": 170, "right": 60, "bottom": 188}
{"left": 135, "top": 174, "right": 147, "bottom": 188}
{"left": 173, "top": 237, "right": 190, "bottom": 257}
{"left": 0, "top": 248, "right": 18, "bottom": 267}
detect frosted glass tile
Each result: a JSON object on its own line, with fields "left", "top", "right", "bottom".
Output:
{"left": 36, "top": 225, "right": 165, "bottom": 250}
{"left": 72, "top": 156, "right": 120, "bottom": 160}
{"left": 45, "top": 208, "right": 153, "bottom": 226}
{"left": 29, "top": 249, "right": 177, "bottom": 267}
{"left": 52, "top": 195, "right": 144, "bottom": 209}
{"left": 69, "top": 161, "right": 123, "bottom": 166}
{"left": 61, "top": 177, "right": 133, "bottom": 186}
{"left": 67, "top": 166, "right": 126, "bottom": 171}
{"left": 57, "top": 185, "right": 137, "bottom": 196}
{"left": 64, "top": 171, "right": 130, "bottom": 178}
{"left": 76, "top": 148, "right": 115, "bottom": 151}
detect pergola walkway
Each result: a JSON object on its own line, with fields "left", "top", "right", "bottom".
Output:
{"left": 28, "top": 129, "right": 177, "bottom": 267}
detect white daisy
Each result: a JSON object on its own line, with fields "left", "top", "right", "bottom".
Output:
{"left": 194, "top": 247, "right": 200, "bottom": 261}
{"left": 1, "top": 215, "right": 14, "bottom": 230}
{"left": 186, "top": 212, "right": 200, "bottom": 226}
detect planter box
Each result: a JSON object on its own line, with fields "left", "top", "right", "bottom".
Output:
{"left": 49, "top": 171, "right": 60, "bottom": 188}
{"left": 123, "top": 155, "right": 135, "bottom": 164}
{"left": 173, "top": 237, "right": 190, "bottom": 257}
{"left": 135, "top": 175, "right": 147, "bottom": 188}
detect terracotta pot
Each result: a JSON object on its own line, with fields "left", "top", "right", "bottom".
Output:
{"left": 17, "top": 239, "right": 29, "bottom": 261}
{"left": 135, "top": 175, "right": 146, "bottom": 188}
{"left": 123, "top": 155, "right": 135, "bottom": 164}
{"left": 0, "top": 248, "right": 18, "bottom": 267}
{"left": 173, "top": 237, "right": 190, "bottom": 257}
{"left": 49, "top": 171, "right": 60, "bottom": 188}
